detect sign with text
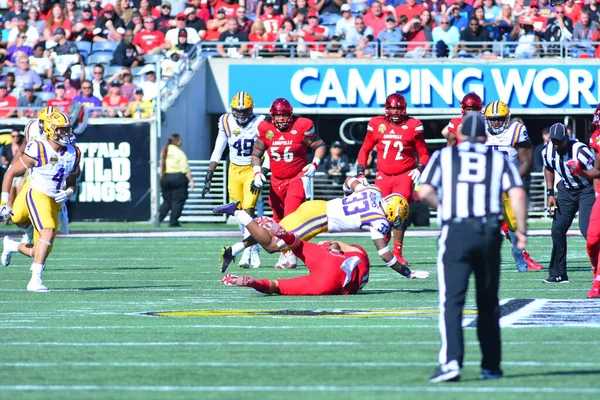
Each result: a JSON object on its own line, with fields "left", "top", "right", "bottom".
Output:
{"left": 229, "top": 64, "right": 600, "bottom": 113}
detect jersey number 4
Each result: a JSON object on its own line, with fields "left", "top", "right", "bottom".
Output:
{"left": 381, "top": 140, "right": 404, "bottom": 160}
{"left": 232, "top": 139, "right": 254, "bottom": 157}
{"left": 52, "top": 167, "right": 66, "bottom": 190}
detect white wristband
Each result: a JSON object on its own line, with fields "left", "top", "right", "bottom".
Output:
{"left": 1, "top": 192, "right": 8, "bottom": 205}
{"left": 378, "top": 246, "right": 391, "bottom": 256}
{"left": 312, "top": 158, "right": 321, "bottom": 166}
{"left": 385, "top": 255, "right": 398, "bottom": 267}
{"left": 253, "top": 165, "right": 262, "bottom": 174}
{"left": 66, "top": 188, "right": 74, "bottom": 197}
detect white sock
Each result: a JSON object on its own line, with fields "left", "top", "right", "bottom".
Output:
{"left": 231, "top": 242, "right": 246, "bottom": 257}
{"left": 30, "top": 262, "right": 44, "bottom": 279}
{"left": 243, "top": 227, "right": 251, "bottom": 240}
{"left": 6, "top": 237, "right": 19, "bottom": 252}
{"left": 234, "top": 210, "right": 253, "bottom": 226}
{"left": 238, "top": 222, "right": 245, "bottom": 235}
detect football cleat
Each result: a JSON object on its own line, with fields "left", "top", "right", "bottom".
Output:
{"left": 238, "top": 247, "right": 251, "bottom": 268}
{"left": 542, "top": 275, "right": 569, "bottom": 283}
{"left": 274, "top": 252, "right": 288, "bottom": 269}
{"left": 249, "top": 245, "right": 261, "bottom": 269}
{"left": 587, "top": 281, "right": 600, "bottom": 299}
{"left": 523, "top": 250, "right": 543, "bottom": 271}
{"left": 26, "top": 277, "right": 50, "bottom": 292}
{"left": 2, "top": 236, "right": 15, "bottom": 267}
{"left": 222, "top": 274, "right": 253, "bottom": 287}
{"left": 212, "top": 201, "right": 241, "bottom": 216}
{"left": 286, "top": 252, "right": 297, "bottom": 269}
{"left": 220, "top": 246, "right": 236, "bottom": 273}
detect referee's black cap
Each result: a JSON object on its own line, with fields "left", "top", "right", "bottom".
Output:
{"left": 549, "top": 123, "right": 568, "bottom": 141}
{"left": 460, "top": 112, "right": 487, "bottom": 142}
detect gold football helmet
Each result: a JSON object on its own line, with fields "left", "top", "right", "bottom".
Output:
{"left": 383, "top": 193, "right": 410, "bottom": 226}
{"left": 230, "top": 92, "right": 254, "bottom": 125}
{"left": 43, "top": 111, "right": 73, "bottom": 147}
{"left": 484, "top": 101, "right": 510, "bottom": 135}
{"left": 37, "top": 106, "right": 56, "bottom": 133}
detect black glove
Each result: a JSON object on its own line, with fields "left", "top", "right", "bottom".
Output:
{"left": 250, "top": 181, "right": 261, "bottom": 195}
{"left": 261, "top": 167, "right": 270, "bottom": 178}
{"left": 202, "top": 170, "right": 214, "bottom": 198}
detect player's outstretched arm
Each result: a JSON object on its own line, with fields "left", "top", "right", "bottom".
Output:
{"left": 372, "top": 237, "right": 429, "bottom": 279}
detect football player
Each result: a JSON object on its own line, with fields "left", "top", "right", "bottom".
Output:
{"left": 484, "top": 101, "right": 542, "bottom": 272}
{"left": 217, "top": 201, "right": 371, "bottom": 296}
{"left": 355, "top": 93, "right": 430, "bottom": 267}
{"left": 215, "top": 177, "right": 429, "bottom": 279}
{"left": 250, "top": 97, "right": 327, "bottom": 269}
{"left": 441, "top": 92, "right": 483, "bottom": 147}
{"left": 0, "top": 111, "right": 81, "bottom": 292}
{"left": 203, "top": 92, "right": 265, "bottom": 268}
{"left": 583, "top": 104, "right": 600, "bottom": 297}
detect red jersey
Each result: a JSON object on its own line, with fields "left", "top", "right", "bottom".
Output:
{"left": 395, "top": 4, "right": 425, "bottom": 20}
{"left": 447, "top": 116, "right": 463, "bottom": 145}
{"left": 133, "top": 30, "right": 165, "bottom": 54}
{"left": 357, "top": 115, "right": 429, "bottom": 175}
{"left": 0, "top": 95, "right": 17, "bottom": 117}
{"left": 213, "top": 0, "right": 239, "bottom": 18}
{"left": 257, "top": 116, "right": 315, "bottom": 180}
{"left": 341, "top": 249, "right": 370, "bottom": 295}
{"left": 47, "top": 98, "right": 72, "bottom": 113}
{"left": 589, "top": 129, "right": 600, "bottom": 192}
{"left": 260, "top": 14, "right": 285, "bottom": 33}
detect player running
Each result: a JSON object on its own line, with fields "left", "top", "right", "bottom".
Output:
{"left": 441, "top": 92, "right": 483, "bottom": 146}
{"left": 215, "top": 177, "right": 429, "bottom": 280}
{"left": 484, "top": 100, "right": 542, "bottom": 272}
{"left": 250, "top": 97, "right": 326, "bottom": 269}
{"left": 203, "top": 92, "right": 265, "bottom": 268}
{"left": 0, "top": 111, "right": 81, "bottom": 292}
{"left": 355, "top": 93, "right": 430, "bottom": 267}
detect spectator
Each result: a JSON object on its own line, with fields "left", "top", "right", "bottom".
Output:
{"left": 543, "top": 4, "right": 574, "bottom": 49}
{"left": 482, "top": 0, "right": 500, "bottom": 32}
{"left": 62, "top": 76, "right": 80, "bottom": 100}
{"left": 491, "top": 19, "right": 517, "bottom": 56}
{"left": 454, "top": 0, "right": 475, "bottom": 20}
{"left": 186, "top": 4, "right": 208, "bottom": 38}
{"left": 91, "top": 64, "right": 108, "bottom": 100}
{"left": 236, "top": 6, "right": 253, "bottom": 34}
{"left": 46, "top": 82, "right": 72, "bottom": 113}
{"left": 291, "top": 0, "right": 310, "bottom": 20}
{"left": 15, "top": 56, "right": 42, "bottom": 93}
{"left": 538, "top": 0, "right": 555, "bottom": 19}
{"left": 299, "top": 9, "right": 330, "bottom": 54}
{"left": 363, "top": 1, "right": 388, "bottom": 36}
{"left": 404, "top": 14, "right": 433, "bottom": 57}
{"left": 458, "top": 16, "right": 490, "bottom": 56}
{"left": 156, "top": 2, "right": 174, "bottom": 33}
{"left": 0, "top": 82, "right": 18, "bottom": 118}
{"left": 583, "top": 0, "right": 600, "bottom": 24}
{"left": 317, "top": 0, "right": 344, "bottom": 15}
{"left": 171, "top": 29, "right": 194, "bottom": 53}
{"left": 133, "top": 18, "right": 169, "bottom": 55}
{"left": 1, "top": 131, "right": 24, "bottom": 188}
{"left": 528, "top": 1, "right": 548, "bottom": 34}
{"left": 448, "top": 4, "right": 468, "bottom": 31}
{"left": 260, "top": 0, "right": 286, "bottom": 33}
{"left": 64, "top": 0, "right": 81, "bottom": 27}
{"left": 257, "top": 0, "right": 286, "bottom": 17}
{"left": 423, "top": 0, "right": 447, "bottom": 21}
{"left": 197, "top": 1, "right": 212, "bottom": 22}
{"left": 214, "top": 0, "right": 241, "bottom": 18}
{"left": 5, "top": 0, "right": 26, "bottom": 30}
{"left": 292, "top": 8, "right": 308, "bottom": 31}
{"left": 124, "top": 87, "right": 154, "bottom": 118}
{"left": 274, "top": 19, "right": 298, "bottom": 57}
{"left": 166, "top": 12, "right": 201, "bottom": 45}
{"left": 38, "top": 0, "right": 52, "bottom": 20}
{"left": 217, "top": 17, "right": 250, "bottom": 58}
{"left": 335, "top": 4, "right": 355, "bottom": 38}
{"left": 343, "top": 14, "right": 374, "bottom": 51}
{"left": 50, "top": 28, "right": 79, "bottom": 56}
{"left": 71, "top": 4, "right": 96, "bottom": 41}
{"left": 139, "top": 0, "right": 161, "bottom": 20}
{"left": 324, "top": 35, "right": 346, "bottom": 58}
{"left": 27, "top": 7, "right": 46, "bottom": 37}
{"left": 533, "top": 126, "right": 551, "bottom": 172}
{"left": 17, "top": 83, "right": 42, "bottom": 118}
{"left": 319, "top": 141, "right": 350, "bottom": 184}
{"left": 421, "top": 8, "right": 437, "bottom": 31}
{"left": 4, "top": 73, "right": 16, "bottom": 94}
{"left": 564, "top": 0, "right": 581, "bottom": 24}
{"left": 206, "top": 8, "right": 229, "bottom": 40}
{"left": 379, "top": 15, "right": 403, "bottom": 57}
{"left": 72, "top": 80, "right": 102, "bottom": 118}
{"left": 6, "top": 33, "right": 33, "bottom": 66}
{"left": 571, "top": 10, "right": 596, "bottom": 56}
{"left": 161, "top": 50, "right": 184, "bottom": 77}
{"left": 29, "top": 43, "right": 53, "bottom": 79}
{"left": 396, "top": 0, "right": 425, "bottom": 20}
{"left": 249, "top": 20, "right": 277, "bottom": 56}
{"left": 93, "top": 4, "right": 126, "bottom": 42}
{"left": 126, "top": 11, "right": 144, "bottom": 35}
{"left": 43, "top": 4, "right": 72, "bottom": 40}
{"left": 137, "top": 65, "right": 160, "bottom": 100}
{"left": 433, "top": 15, "right": 460, "bottom": 56}
{"left": 512, "top": 15, "right": 539, "bottom": 58}
{"left": 114, "top": 29, "right": 146, "bottom": 67}
{"left": 107, "top": 69, "right": 135, "bottom": 102}
{"left": 116, "top": 0, "right": 135, "bottom": 25}
{"left": 102, "top": 79, "right": 129, "bottom": 117}
{"left": 8, "top": 14, "right": 39, "bottom": 48}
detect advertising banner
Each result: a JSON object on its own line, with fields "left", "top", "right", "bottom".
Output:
{"left": 229, "top": 63, "right": 600, "bottom": 114}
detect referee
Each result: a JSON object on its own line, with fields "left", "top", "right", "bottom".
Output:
{"left": 418, "top": 113, "right": 527, "bottom": 383}
{"left": 542, "top": 123, "right": 596, "bottom": 283}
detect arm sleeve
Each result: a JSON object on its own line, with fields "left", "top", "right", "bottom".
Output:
{"left": 357, "top": 123, "right": 377, "bottom": 168}
{"left": 179, "top": 148, "right": 190, "bottom": 174}
{"left": 420, "top": 149, "right": 442, "bottom": 188}
{"left": 24, "top": 140, "right": 40, "bottom": 161}
{"left": 367, "top": 219, "right": 389, "bottom": 240}
{"left": 413, "top": 130, "right": 430, "bottom": 166}
{"left": 577, "top": 144, "right": 595, "bottom": 171}
{"left": 541, "top": 144, "right": 552, "bottom": 170}
{"left": 209, "top": 130, "right": 228, "bottom": 163}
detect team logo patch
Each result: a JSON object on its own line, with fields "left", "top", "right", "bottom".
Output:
{"left": 401, "top": 125, "right": 408, "bottom": 130}
{"left": 266, "top": 130, "right": 274, "bottom": 139}
{"left": 291, "top": 130, "right": 297, "bottom": 135}
{"left": 233, "top": 129, "right": 241, "bottom": 136}
{"left": 378, "top": 124, "right": 386, "bottom": 133}
{"left": 50, "top": 157, "right": 58, "bottom": 165}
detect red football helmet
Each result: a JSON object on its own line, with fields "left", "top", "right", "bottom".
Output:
{"left": 270, "top": 98, "right": 294, "bottom": 131}
{"left": 593, "top": 104, "right": 600, "bottom": 130}
{"left": 461, "top": 92, "right": 483, "bottom": 116}
{"left": 385, "top": 93, "right": 407, "bottom": 124}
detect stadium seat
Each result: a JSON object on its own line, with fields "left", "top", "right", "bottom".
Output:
{"left": 320, "top": 13, "right": 342, "bottom": 26}
{"left": 87, "top": 53, "right": 113, "bottom": 65}
{"left": 131, "top": 66, "right": 144, "bottom": 76}
{"left": 3, "top": 66, "right": 17, "bottom": 74}
{"left": 92, "top": 41, "right": 118, "bottom": 54}
{"left": 75, "top": 41, "right": 92, "bottom": 61}
{"left": 144, "top": 53, "right": 166, "bottom": 64}
{"left": 106, "top": 65, "right": 123, "bottom": 77}
{"left": 350, "top": 3, "right": 367, "bottom": 14}
{"left": 36, "top": 92, "right": 56, "bottom": 102}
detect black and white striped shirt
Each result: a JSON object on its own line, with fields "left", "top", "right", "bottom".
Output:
{"left": 421, "top": 142, "right": 523, "bottom": 224}
{"left": 542, "top": 140, "right": 595, "bottom": 190}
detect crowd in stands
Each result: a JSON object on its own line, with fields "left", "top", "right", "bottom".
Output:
{"left": 0, "top": 0, "right": 598, "bottom": 118}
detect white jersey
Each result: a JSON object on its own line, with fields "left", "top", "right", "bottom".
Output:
{"left": 24, "top": 140, "right": 81, "bottom": 198}
{"left": 485, "top": 121, "right": 529, "bottom": 165}
{"left": 210, "top": 113, "right": 265, "bottom": 166}
{"left": 326, "top": 186, "right": 390, "bottom": 240}
{"left": 24, "top": 119, "right": 43, "bottom": 143}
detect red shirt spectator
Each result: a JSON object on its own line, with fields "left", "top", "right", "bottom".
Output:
{"left": 102, "top": 81, "right": 129, "bottom": 117}
{"left": 47, "top": 82, "right": 72, "bottom": 113}
{"left": 363, "top": 2, "right": 389, "bottom": 36}
{"left": 260, "top": 3, "right": 285, "bottom": 33}
{"left": 213, "top": 0, "right": 239, "bottom": 18}
{"left": 0, "top": 83, "right": 18, "bottom": 118}
{"left": 564, "top": 0, "right": 582, "bottom": 24}
{"left": 396, "top": 0, "right": 426, "bottom": 20}
{"left": 133, "top": 19, "right": 166, "bottom": 53}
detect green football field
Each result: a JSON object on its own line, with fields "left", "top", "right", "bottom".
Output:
{"left": 1, "top": 230, "right": 599, "bottom": 400}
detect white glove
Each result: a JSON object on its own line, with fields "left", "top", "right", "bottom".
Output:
{"left": 302, "top": 162, "right": 318, "bottom": 177}
{"left": 408, "top": 270, "right": 430, "bottom": 279}
{"left": 408, "top": 168, "right": 421, "bottom": 184}
{"left": 55, "top": 188, "right": 74, "bottom": 204}
{"left": 0, "top": 204, "right": 12, "bottom": 218}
